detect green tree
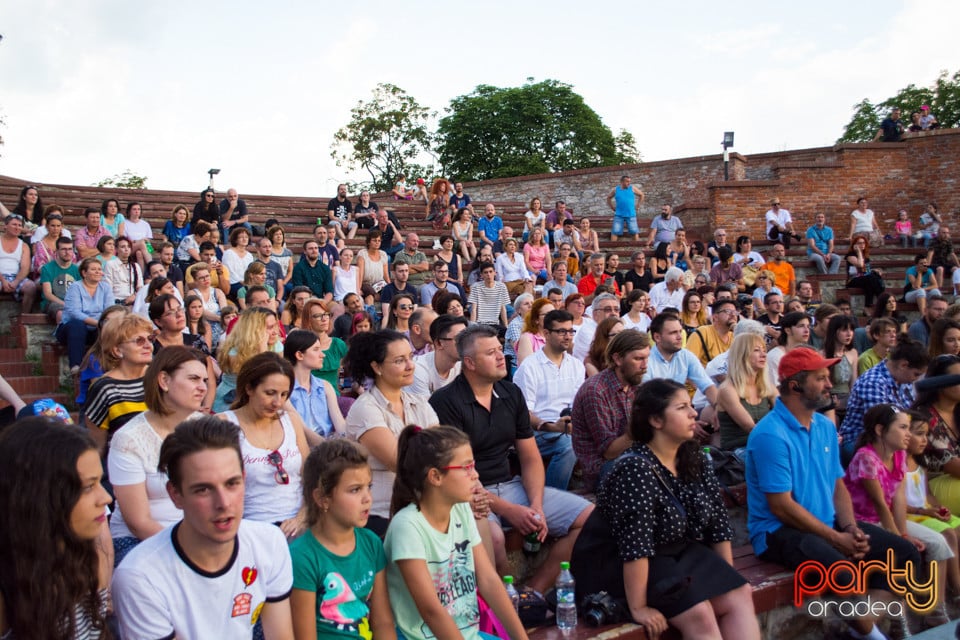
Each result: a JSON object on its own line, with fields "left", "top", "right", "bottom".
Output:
{"left": 437, "top": 79, "right": 630, "bottom": 181}
{"left": 330, "top": 83, "right": 435, "bottom": 192}
{"left": 95, "top": 170, "right": 147, "bottom": 189}
{"left": 613, "top": 129, "right": 642, "bottom": 165}
{"left": 838, "top": 69, "right": 960, "bottom": 143}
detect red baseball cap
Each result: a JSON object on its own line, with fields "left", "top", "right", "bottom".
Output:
{"left": 778, "top": 347, "right": 841, "bottom": 382}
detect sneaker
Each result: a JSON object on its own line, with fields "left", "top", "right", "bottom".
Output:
{"left": 432, "top": 239, "right": 442, "bottom": 251}
{"left": 69, "top": 365, "right": 80, "bottom": 376}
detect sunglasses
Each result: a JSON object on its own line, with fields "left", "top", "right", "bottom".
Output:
{"left": 266, "top": 450, "right": 290, "bottom": 485}
{"left": 124, "top": 335, "right": 154, "bottom": 348}
{"left": 397, "top": 304, "right": 415, "bottom": 311}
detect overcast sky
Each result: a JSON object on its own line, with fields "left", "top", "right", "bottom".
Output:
{"left": 2, "top": 0, "right": 957, "bottom": 197}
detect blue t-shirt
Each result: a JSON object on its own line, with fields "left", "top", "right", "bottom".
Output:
{"left": 746, "top": 399, "right": 844, "bottom": 555}
{"left": 477, "top": 216, "right": 503, "bottom": 244}
{"left": 904, "top": 265, "right": 933, "bottom": 290}
{"left": 805, "top": 225, "right": 834, "bottom": 256}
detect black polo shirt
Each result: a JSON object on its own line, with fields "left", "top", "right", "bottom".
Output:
{"left": 429, "top": 373, "right": 534, "bottom": 486}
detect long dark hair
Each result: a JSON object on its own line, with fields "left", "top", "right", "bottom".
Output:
{"left": 0, "top": 417, "right": 109, "bottom": 639}
{"left": 629, "top": 379, "right": 701, "bottom": 482}
{"left": 232, "top": 352, "right": 294, "bottom": 409}
{"left": 912, "top": 355, "right": 960, "bottom": 424}
{"left": 13, "top": 185, "right": 44, "bottom": 224}
{"left": 390, "top": 424, "right": 470, "bottom": 515}
{"left": 824, "top": 314, "right": 857, "bottom": 359}
{"left": 854, "top": 403, "right": 905, "bottom": 451}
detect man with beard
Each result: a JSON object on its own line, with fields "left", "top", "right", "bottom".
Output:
{"left": 570, "top": 330, "right": 651, "bottom": 491}
{"left": 746, "top": 347, "right": 920, "bottom": 640}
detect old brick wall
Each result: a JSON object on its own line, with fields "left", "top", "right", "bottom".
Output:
{"left": 466, "top": 129, "right": 960, "bottom": 243}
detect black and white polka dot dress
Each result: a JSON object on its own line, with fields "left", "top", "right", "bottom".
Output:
{"left": 591, "top": 443, "right": 746, "bottom": 617}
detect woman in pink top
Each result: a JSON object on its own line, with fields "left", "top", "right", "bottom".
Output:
{"left": 523, "top": 227, "right": 552, "bottom": 283}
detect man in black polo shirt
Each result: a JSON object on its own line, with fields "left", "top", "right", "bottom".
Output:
{"left": 429, "top": 324, "right": 593, "bottom": 596}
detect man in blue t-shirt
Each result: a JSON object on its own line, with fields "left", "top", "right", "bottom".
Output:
{"left": 805, "top": 213, "right": 841, "bottom": 274}
{"left": 477, "top": 203, "right": 504, "bottom": 249}
{"left": 746, "top": 347, "right": 920, "bottom": 640}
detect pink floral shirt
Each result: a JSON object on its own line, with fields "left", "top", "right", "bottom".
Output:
{"left": 843, "top": 445, "right": 906, "bottom": 524}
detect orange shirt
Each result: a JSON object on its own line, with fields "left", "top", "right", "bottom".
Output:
{"left": 765, "top": 260, "right": 795, "bottom": 295}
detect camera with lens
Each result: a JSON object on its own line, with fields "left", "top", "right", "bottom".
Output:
{"left": 581, "top": 591, "right": 629, "bottom": 627}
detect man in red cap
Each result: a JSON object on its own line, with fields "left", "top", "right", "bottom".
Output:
{"left": 745, "top": 347, "right": 921, "bottom": 640}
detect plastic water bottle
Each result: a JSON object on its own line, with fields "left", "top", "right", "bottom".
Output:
{"left": 503, "top": 575, "right": 519, "bottom": 613}
{"left": 703, "top": 446, "right": 714, "bottom": 468}
{"left": 556, "top": 561, "right": 577, "bottom": 633}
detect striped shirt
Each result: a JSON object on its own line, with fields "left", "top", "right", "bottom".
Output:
{"left": 468, "top": 281, "right": 510, "bottom": 325}
{"left": 84, "top": 376, "right": 147, "bottom": 444}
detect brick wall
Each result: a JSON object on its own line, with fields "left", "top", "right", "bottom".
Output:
{"left": 466, "top": 129, "right": 960, "bottom": 243}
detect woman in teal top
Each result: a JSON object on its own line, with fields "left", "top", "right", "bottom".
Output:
{"left": 303, "top": 298, "right": 348, "bottom": 394}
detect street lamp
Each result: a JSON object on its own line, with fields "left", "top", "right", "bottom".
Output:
{"left": 721, "top": 132, "right": 734, "bottom": 181}
{"left": 207, "top": 168, "right": 220, "bottom": 189}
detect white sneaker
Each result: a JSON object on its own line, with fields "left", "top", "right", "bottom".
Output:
{"left": 432, "top": 239, "right": 442, "bottom": 251}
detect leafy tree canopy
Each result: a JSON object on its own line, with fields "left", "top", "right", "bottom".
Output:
{"left": 330, "top": 83, "right": 435, "bottom": 193}
{"left": 95, "top": 170, "right": 147, "bottom": 189}
{"left": 437, "top": 79, "right": 634, "bottom": 181}
{"left": 838, "top": 69, "right": 960, "bottom": 143}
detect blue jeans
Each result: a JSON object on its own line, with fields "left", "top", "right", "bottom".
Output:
{"left": 611, "top": 215, "right": 639, "bottom": 237}
{"left": 385, "top": 242, "right": 405, "bottom": 259}
{"left": 534, "top": 431, "right": 576, "bottom": 490}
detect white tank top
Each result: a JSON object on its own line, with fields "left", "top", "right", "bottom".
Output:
{"left": 0, "top": 238, "right": 24, "bottom": 276}
{"left": 223, "top": 410, "right": 302, "bottom": 523}
{"left": 333, "top": 265, "right": 359, "bottom": 301}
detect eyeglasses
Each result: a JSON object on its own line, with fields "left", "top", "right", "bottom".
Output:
{"left": 549, "top": 329, "right": 576, "bottom": 336}
{"left": 123, "top": 335, "right": 153, "bottom": 347}
{"left": 397, "top": 304, "right": 414, "bottom": 311}
{"left": 205, "top": 193, "right": 214, "bottom": 198}
{"left": 162, "top": 307, "right": 185, "bottom": 318}
{"left": 266, "top": 450, "right": 290, "bottom": 485}
{"left": 311, "top": 312, "right": 332, "bottom": 320}
{"left": 441, "top": 461, "right": 476, "bottom": 473}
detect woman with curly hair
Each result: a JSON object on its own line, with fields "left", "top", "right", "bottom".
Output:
{"left": 430, "top": 289, "right": 464, "bottom": 317}
{"left": 0, "top": 416, "right": 114, "bottom": 640}
{"left": 425, "top": 178, "right": 451, "bottom": 229}
{"left": 515, "top": 298, "right": 555, "bottom": 365}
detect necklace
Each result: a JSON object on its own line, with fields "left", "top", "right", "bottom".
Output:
{"left": 240, "top": 409, "right": 280, "bottom": 450}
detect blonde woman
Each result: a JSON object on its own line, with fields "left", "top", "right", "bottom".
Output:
{"left": 214, "top": 306, "right": 281, "bottom": 412}
{"left": 717, "top": 333, "right": 777, "bottom": 454}
{"left": 751, "top": 269, "right": 782, "bottom": 314}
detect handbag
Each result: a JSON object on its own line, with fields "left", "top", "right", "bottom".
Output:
{"left": 742, "top": 264, "right": 760, "bottom": 288}
{"left": 868, "top": 229, "right": 883, "bottom": 248}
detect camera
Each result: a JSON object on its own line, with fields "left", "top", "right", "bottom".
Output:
{"left": 581, "top": 591, "right": 629, "bottom": 627}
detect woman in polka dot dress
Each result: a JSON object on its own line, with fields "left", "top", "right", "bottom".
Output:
{"left": 571, "top": 379, "right": 760, "bottom": 639}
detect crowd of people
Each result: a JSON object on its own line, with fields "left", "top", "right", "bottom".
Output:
{"left": 2, "top": 175, "right": 960, "bottom": 640}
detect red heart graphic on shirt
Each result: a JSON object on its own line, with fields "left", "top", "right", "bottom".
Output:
{"left": 242, "top": 566, "right": 258, "bottom": 587}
